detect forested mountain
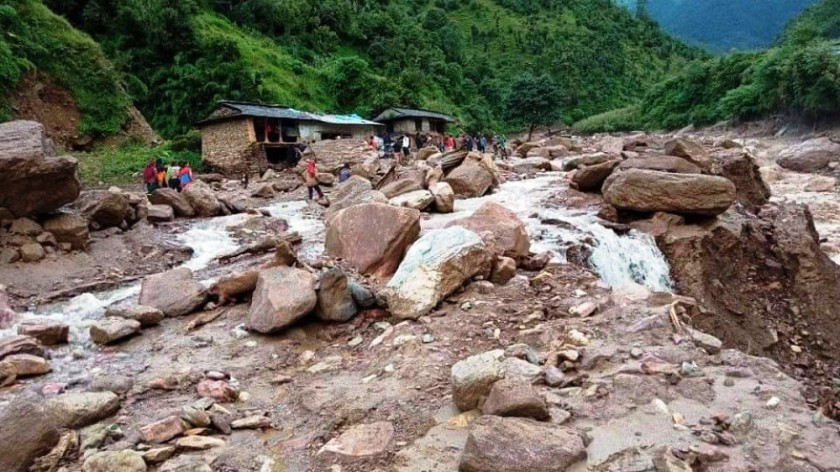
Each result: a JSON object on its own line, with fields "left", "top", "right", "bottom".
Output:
{"left": 577, "top": 0, "right": 840, "bottom": 132}
{"left": 0, "top": 0, "right": 699, "bottom": 140}
{"left": 616, "top": 0, "right": 817, "bottom": 53}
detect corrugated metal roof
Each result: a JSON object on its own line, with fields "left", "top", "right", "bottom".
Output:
{"left": 199, "top": 101, "right": 383, "bottom": 126}
{"left": 373, "top": 107, "right": 456, "bottom": 123}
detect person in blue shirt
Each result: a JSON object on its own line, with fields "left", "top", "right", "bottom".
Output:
{"left": 339, "top": 163, "right": 352, "bottom": 183}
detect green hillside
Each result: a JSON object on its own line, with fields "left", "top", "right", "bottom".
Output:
{"left": 22, "top": 0, "right": 699, "bottom": 139}
{"left": 0, "top": 0, "right": 131, "bottom": 135}
{"left": 576, "top": 0, "right": 840, "bottom": 132}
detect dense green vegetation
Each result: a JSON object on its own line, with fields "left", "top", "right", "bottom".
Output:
{"left": 0, "top": 0, "right": 131, "bottom": 134}
{"left": 576, "top": 0, "right": 840, "bottom": 132}
{"left": 616, "top": 0, "right": 816, "bottom": 53}
{"left": 76, "top": 137, "right": 202, "bottom": 186}
{"left": 17, "top": 0, "right": 697, "bottom": 139}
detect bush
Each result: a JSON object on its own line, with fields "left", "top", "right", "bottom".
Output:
{"left": 573, "top": 105, "right": 641, "bottom": 133}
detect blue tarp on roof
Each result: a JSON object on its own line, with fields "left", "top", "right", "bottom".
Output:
{"left": 200, "top": 101, "right": 383, "bottom": 126}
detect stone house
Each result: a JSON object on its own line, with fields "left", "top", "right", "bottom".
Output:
{"left": 198, "top": 101, "right": 383, "bottom": 174}
{"left": 373, "top": 108, "right": 456, "bottom": 135}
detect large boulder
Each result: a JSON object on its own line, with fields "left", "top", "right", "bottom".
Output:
{"left": 776, "top": 137, "right": 840, "bottom": 173}
{"left": 603, "top": 169, "right": 736, "bottom": 216}
{"left": 138, "top": 267, "right": 208, "bottom": 316}
{"left": 430, "top": 182, "right": 455, "bottom": 213}
{"left": 713, "top": 150, "right": 770, "bottom": 211}
{"left": 0, "top": 400, "right": 60, "bottom": 471}
{"left": 664, "top": 138, "right": 712, "bottom": 170}
{"left": 510, "top": 157, "right": 552, "bottom": 174}
{"left": 248, "top": 266, "right": 317, "bottom": 333}
{"left": 459, "top": 416, "right": 586, "bottom": 472}
{"left": 329, "top": 176, "right": 388, "bottom": 215}
{"left": 148, "top": 188, "right": 195, "bottom": 218}
{"left": 381, "top": 226, "right": 489, "bottom": 319}
{"left": 183, "top": 181, "right": 223, "bottom": 217}
{"left": 417, "top": 146, "right": 440, "bottom": 161}
{"left": 42, "top": 214, "right": 89, "bottom": 249}
{"left": 562, "top": 152, "right": 611, "bottom": 171}
{"left": 316, "top": 267, "right": 357, "bottom": 322}
{"left": 572, "top": 159, "right": 621, "bottom": 192}
{"left": 447, "top": 202, "right": 530, "bottom": 259}
{"left": 389, "top": 190, "right": 435, "bottom": 211}
{"left": 77, "top": 190, "right": 129, "bottom": 229}
{"left": 381, "top": 171, "right": 426, "bottom": 198}
{"left": 325, "top": 203, "right": 420, "bottom": 277}
{"left": 445, "top": 152, "right": 498, "bottom": 198}
{"left": 0, "top": 121, "right": 81, "bottom": 217}
{"left": 618, "top": 155, "right": 702, "bottom": 174}
{"left": 481, "top": 378, "right": 550, "bottom": 420}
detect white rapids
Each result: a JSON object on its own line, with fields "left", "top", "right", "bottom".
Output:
{"left": 424, "top": 173, "right": 672, "bottom": 292}
{"left": 4, "top": 172, "right": 673, "bottom": 343}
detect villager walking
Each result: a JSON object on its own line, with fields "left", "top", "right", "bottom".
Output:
{"left": 304, "top": 157, "right": 324, "bottom": 201}
{"left": 143, "top": 160, "right": 157, "bottom": 193}
{"left": 178, "top": 162, "right": 193, "bottom": 189}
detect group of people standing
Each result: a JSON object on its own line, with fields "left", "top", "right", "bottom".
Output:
{"left": 368, "top": 131, "right": 510, "bottom": 162}
{"left": 143, "top": 158, "right": 193, "bottom": 194}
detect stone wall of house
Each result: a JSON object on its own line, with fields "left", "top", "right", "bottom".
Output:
{"left": 201, "top": 118, "right": 259, "bottom": 174}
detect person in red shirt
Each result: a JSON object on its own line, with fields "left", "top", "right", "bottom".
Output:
{"left": 143, "top": 160, "right": 157, "bottom": 194}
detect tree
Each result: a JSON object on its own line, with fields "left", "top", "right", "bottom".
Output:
{"left": 503, "top": 73, "right": 563, "bottom": 140}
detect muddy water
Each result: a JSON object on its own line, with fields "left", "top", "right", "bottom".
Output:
{"left": 424, "top": 173, "right": 672, "bottom": 291}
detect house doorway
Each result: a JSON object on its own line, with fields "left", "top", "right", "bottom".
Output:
{"left": 264, "top": 144, "right": 300, "bottom": 169}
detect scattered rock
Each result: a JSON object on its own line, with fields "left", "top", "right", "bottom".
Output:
{"left": 141, "top": 446, "right": 176, "bottom": 464}
{"left": 0, "top": 334, "right": 45, "bottom": 359}
{"left": 389, "top": 189, "right": 435, "bottom": 211}
{"left": 318, "top": 421, "right": 394, "bottom": 458}
{"left": 0, "top": 353, "right": 50, "bottom": 376}
{"left": 451, "top": 350, "right": 505, "bottom": 411}
{"left": 664, "top": 138, "right": 712, "bottom": 169}
{"left": 17, "top": 319, "right": 69, "bottom": 345}
{"left": 502, "top": 357, "right": 543, "bottom": 384}
{"left": 572, "top": 159, "right": 621, "bottom": 192}
{"left": 148, "top": 188, "right": 195, "bottom": 218}
{"left": 174, "top": 435, "right": 226, "bottom": 450}
{"left": 147, "top": 204, "right": 175, "bottom": 223}
{"left": 713, "top": 150, "right": 770, "bottom": 211}
{"left": 328, "top": 176, "right": 388, "bottom": 214}
{"left": 140, "top": 415, "right": 186, "bottom": 444}
{"left": 183, "top": 181, "right": 223, "bottom": 217}
{"left": 82, "top": 450, "right": 146, "bottom": 472}
{"left": 445, "top": 152, "right": 497, "bottom": 198}
{"left": 196, "top": 379, "right": 239, "bottom": 403}
{"left": 776, "top": 137, "right": 840, "bottom": 173}
{"left": 430, "top": 182, "right": 455, "bottom": 213}
{"left": 231, "top": 415, "right": 272, "bottom": 429}
{"left": 381, "top": 177, "right": 424, "bottom": 199}
{"left": 490, "top": 256, "right": 517, "bottom": 285}
{"left": 482, "top": 378, "right": 550, "bottom": 420}
{"left": 19, "top": 242, "right": 45, "bottom": 262}
{"left": 78, "top": 190, "right": 129, "bottom": 229}
{"left": 348, "top": 281, "right": 377, "bottom": 308}
{"left": 139, "top": 267, "right": 208, "bottom": 317}
{"left": 382, "top": 226, "right": 489, "bottom": 319}
{"left": 316, "top": 267, "right": 357, "bottom": 322}
{"left": 89, "top": 318, "right": 141, "bottom": 345}
{"left": 686, "top": 327, "right": 723, "bottom": 354}
{"left": 10, "top": 217, "right": 42, "bottom": 236}
{"left": 248, "top": 266, "right": 317, "bottom": 333}
{"left": 459, "top": 416, "right": 586, "bottom": 472}
{"left": 46, "top": 391, "right": 120, "bottom": 428}
{"left": 618, "top": 155, "right": 702, "bottom": 174}
{"left": 105, "top": 305, "right": 164, "bottom": 327}
{"left": 42, "top": 214, "right": 89, "bottom": 249}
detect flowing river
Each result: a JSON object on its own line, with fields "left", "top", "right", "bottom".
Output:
{"left": 2, "top": 172, "right": 672, "bottom": 346}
